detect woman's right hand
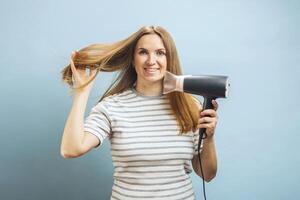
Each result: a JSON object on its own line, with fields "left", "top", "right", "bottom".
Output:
{"left": 70, "top": 51, "right": 97, "bottom": 93}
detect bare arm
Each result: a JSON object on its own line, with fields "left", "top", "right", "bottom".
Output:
{"left": 60, "top": 91, "right": 99, "bottom": 158}
{"left": 60, "top": 51, "right": 99, "bottom": 158}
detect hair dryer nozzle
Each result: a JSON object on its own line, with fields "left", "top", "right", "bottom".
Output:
{"left": 163, "top": 71, "right": 190, "bottom": 94}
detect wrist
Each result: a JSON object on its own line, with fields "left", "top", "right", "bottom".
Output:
{"left": 204, "top": 135, "right": 215, "bottom": 144}
{"left": 71, "top": 87, "right": 90, "bottom": 96}
{"left": 72, "top": 90, "right": 90, "bottom": 102}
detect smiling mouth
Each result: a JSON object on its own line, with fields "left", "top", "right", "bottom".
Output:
{"left": 144, "top": 68, "right": 160, "bottom": 73}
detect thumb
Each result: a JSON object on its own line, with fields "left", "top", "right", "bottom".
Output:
{"left": 89, "top": 68, "right": 98, "bottom": 76}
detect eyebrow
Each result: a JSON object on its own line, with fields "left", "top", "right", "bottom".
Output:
{"left": 137, "top": 47, "right": 166, "bottom": 51}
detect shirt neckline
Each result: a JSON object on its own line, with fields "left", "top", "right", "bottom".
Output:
{"left": 131, "top": 87, "right": 164, "bottom": 99}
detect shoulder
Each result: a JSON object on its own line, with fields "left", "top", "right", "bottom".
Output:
{"left": 95, "top": 88, "right": 135, "bottom": 108}
{"left": 103, "top": 88, "right": 135, "bottom": 103}
{"left": 89, "top": 89, "right": 133, "bottom": 116}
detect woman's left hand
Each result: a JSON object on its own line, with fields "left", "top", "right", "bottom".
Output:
{"left": 197, "top": 100, "right": 219, "bottom": 138}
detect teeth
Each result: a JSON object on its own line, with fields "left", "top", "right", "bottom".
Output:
{"left": 145, "top": 68, "right": 159, "bottom": 72}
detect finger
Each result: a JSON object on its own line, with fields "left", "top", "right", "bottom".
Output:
{"left": 197, "top": 123, "right": 215, "bottom": 129}
{"left": 70, "top": 52, "right": 78, "bottom": 75}
{"left": 71, "top": 51, "right": 76, "bottom": 59}
{"left": 198, "top": 117, "right": 214, "bottom": 124}
{"left": 89, "top": 68, "right": 97, "bottom": 77}
{"left": 200, "top": 109, "right": 217, "bottom": 117}
{"left": 212, "top": 100, "right": 218, "bottom": 111}
{"left": 77, "top": 68, "right": 87, "bottom": 76}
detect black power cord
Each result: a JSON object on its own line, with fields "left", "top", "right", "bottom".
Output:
{"left": 198, "top": 130, "right": 207, "bottom": 200}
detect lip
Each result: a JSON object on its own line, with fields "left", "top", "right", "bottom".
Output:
{"left": 143, "top": 67, "right": 160, "bottom": 70}
{"left": 144, "top": 68, "right": 160, "bottom": 72}
{"left": 143, "top": 67, "right": 160, "bottom": 75}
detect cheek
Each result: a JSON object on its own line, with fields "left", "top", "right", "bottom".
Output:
{"left": 133, "top": 55, "right": 145, "bottom": 67}
{"left": 133, "top": 57, "right": 142, "bottom": 71}
{"left": 159, "top": 58, "right": 167, "bottom": 70}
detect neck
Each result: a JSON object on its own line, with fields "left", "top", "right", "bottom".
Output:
{"left": 135, "top": 80, "right": 163, "bottom": 96}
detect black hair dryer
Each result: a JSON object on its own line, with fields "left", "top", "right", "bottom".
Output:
{"left": 163, "top": 71, "right": 230, "bottom": 152}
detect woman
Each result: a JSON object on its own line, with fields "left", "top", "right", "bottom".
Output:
{"left": 60, "top": 25, "right": 219, "bottom": 200}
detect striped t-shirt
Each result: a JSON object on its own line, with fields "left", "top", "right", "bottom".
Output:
{"left": 84, "top": 87, "right": 201, "bottom": 200}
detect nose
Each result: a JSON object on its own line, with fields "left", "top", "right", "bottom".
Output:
{"left": 146, "top": 53, "right": 156, "bottom": 65}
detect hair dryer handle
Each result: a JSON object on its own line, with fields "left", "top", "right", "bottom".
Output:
{"left": 202, "top": 96, "right": 215, "bottom": 110}
{"left": 198, "top": 96, "right": 216, "bottom": 153}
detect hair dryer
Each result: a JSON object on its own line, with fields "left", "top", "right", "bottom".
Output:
{"left": 163, "top": 71, "right": 229, "bottom": 151}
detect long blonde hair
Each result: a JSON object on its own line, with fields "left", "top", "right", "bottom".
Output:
{"left": 61, "top": 25, "right": 199, "bottom": 133}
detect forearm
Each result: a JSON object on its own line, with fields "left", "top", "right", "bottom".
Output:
{"left": 202, "top": 136, "right": 218, "bottom": 176}
{"left": 60, "top": 91, "right": 90, "bottom": 157}
{"left": 193, "top": 136, "right": 218, "bottom": 181}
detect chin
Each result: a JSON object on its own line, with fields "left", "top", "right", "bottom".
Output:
{"left": 144, "top": 76, "right": 164, "bottom": 83}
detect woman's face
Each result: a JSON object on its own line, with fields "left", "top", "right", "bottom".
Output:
{"left": 133, "top": 34, "right": 167, "bottom": 85}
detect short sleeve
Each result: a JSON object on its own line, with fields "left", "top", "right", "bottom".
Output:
{"left": 84, "top": 101, "right": 111, "bottom": 148}
{"left": 193, "top": 130, "right": 203, "bottom": 155}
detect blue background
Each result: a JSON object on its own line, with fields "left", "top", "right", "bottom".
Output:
{"left": 0, "top": 0, "right": 299, "bottom": 199}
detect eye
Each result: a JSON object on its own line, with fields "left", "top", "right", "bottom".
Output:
{"left": 156, "top": 50, "right": 166, "bottom": 56}
{"left": 138, "top": 50, "right": 147, "bottom": 55}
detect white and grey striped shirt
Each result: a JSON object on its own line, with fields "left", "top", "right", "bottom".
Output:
{"left": 84, "top": 88, "right": 201, "bottom": 200}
